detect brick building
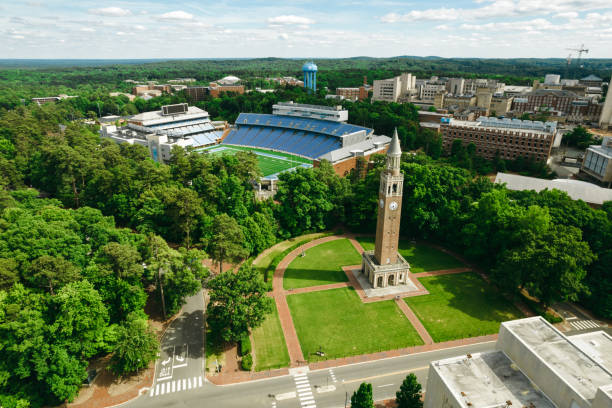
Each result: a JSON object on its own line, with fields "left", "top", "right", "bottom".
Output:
{"left": 336, "top": 87, "right": 368, "bottom": 101}
{"left": 511, "top": 89, "right": 578, "bottom": 114}
{"left": 441, "top": 117, "right": 557, "bottom": 162}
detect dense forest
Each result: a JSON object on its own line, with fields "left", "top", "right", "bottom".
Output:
{"left": 0, "top": 60, "right": 611, "bottom": 407}
{"left": 1, "top": 56, "right": 611, "bottom": 111}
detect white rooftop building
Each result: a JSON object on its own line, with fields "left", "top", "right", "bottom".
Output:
{"left": 272, "top": 101, "right": 349, "bottom": 122}
{"left": 495, "top": 172, "right": 612, "bottom": 206}
{"left": 100, "top": 103, "right": 224, "bottom": 162}
{"left": 425, "top": 317, "right": 612, "bottom": 408}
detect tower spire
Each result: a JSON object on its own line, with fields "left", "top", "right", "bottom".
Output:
{"left": 386, "top": 128, "right": 401, "bottom": 175}
{"left": 388, "top": 128, "right": 401, "bottom": 156}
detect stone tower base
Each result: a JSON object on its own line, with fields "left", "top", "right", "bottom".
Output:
{"left": 361, "top": 250, "right": 411, "bottom": 288}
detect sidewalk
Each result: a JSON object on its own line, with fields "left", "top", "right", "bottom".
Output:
{"left": 67, "top": 363, "right": 154, "bottom": 408}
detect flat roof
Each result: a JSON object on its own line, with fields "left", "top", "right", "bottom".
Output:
{"left": 433, "top": 351, "right": 555, "bottom": 407}
{"left": 503, "top": 318, "right": 612, "bottom": 402}
{"left": 568, "top": 331, "right": 612, "bottom": 372}
{"left": 129, "top": 106, "right": 208, "bottom": 126}
{"left": 495, "top": 172, "right": 612, "bottom": 205}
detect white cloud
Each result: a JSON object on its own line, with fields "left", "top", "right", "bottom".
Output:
{"left": 278, "top": 33, "right": 289, "bottom": 40}
{"left": 435, "top": 24, "right": 451, "bottom": 30}
{"left": 80, "top": 27, "right": 95, "bottom": 32}
{"left": 10, "top": 35, "right": 25, "bottom": 39}
{"left": 134, "top": 25, "right": 146, "bottom": 30}
{"left": 554, "top": 11, "right": 578, "bottom": 19}
{"left": 381, "top": 0, "right": 612, "bottom": 23}
{"left": 267, "top": 15, "right": 315, "bottom": 25}
{"left": 159, "top": 10, "right": 194, "bottom": 20}
{"left": 89, "top": 7, "right": 131, "bottom": 17}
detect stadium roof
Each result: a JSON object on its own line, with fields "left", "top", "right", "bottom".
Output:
{"left": 129, "top": 106, "right": 208, "bottom": 126}
{"left": 495, "top": 172, "right": 612, "bottom": 205}
{"left": 235, "top": 113, "right": 372, "bottom": 138}
{"left": 318, "top": 135, "right": 391, "bottom": 162}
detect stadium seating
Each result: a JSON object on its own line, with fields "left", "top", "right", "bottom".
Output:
{"left": 223, "top": 113, "right": 369, "bottom": 159}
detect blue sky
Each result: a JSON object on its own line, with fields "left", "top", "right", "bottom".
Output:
{"left": 2, "top": 0, "right": 612, "bottom": 59}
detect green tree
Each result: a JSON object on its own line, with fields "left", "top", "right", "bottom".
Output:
{"left": 206, "top": 265, "right": 273, "bottom": 342}
{"left": 209, "top": 214, "right": 248, "bottom": 273}
{"left": 26, "top": 255, "right": 81, "bottom": 295}
{"left": 109, "top": 314, "right": 159, "bottom": 376}
{"left": 351, "top": 382, "right": 374, "bottom": 408}
{"left": 275, "top": 167, "right": 334, "bottom": 237}
{"left": 395, "top": 374, "right": 423, "bottom": 408}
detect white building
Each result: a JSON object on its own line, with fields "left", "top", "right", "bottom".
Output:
{"left": 580, "top": 136, "right": 612, "bottom": 187}
{"left": 545, "top": 74, "right": 562, "bottom": 85}
{"left": 600, "top": 84, "right": 612, "bottom": 130}
{"left": 100, "top": 103, "right": 224, "bottom": 162}
{"left": 272, "top": 101, "right": 349, "bottom": 122}
{"left": 372, "top": 73, "right": 416, "bottom": 102}
{"left": 425, "top": 317, "right": 612, "bottom": 408}
{"left": 419, "top": 82, "right": 447, "bottom": 101}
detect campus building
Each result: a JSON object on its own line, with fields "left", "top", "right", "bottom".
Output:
{"left": 100, "top": 103, "right": 226, "bottom": 162}
{"left": 600, "top": 84, "right": 612, "bottom": 130}
{"left": 424, "top": 317, "right": 612, "bottom": 408}
{"left": 336, "top": 87, "right": 368, "bottom": 101}
{"left": 372, "top": 73, "right": 416, "bottom": 103}
{"left": 440, "top": 117, "right": 558, "bottom": 162}
{"left": 31, "top": 94, "right": 77, "bottom": 105}
{"left": 580, "top": 136, "right": 612, "bottom": 187}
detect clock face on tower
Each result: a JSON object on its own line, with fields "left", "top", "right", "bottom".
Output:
{"left": 389, "top": 201, "right": 398, "bottom": 211}
{"left": 379, "top": 199, "right": 384, "bottom": 208}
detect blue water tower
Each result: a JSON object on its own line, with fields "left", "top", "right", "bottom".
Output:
{"left": 302, "top": 61, "right": 317, "bottom": 93}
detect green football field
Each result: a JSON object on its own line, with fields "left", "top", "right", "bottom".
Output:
{"left": 198, "top": 145, "right": 312, "bottom": 177}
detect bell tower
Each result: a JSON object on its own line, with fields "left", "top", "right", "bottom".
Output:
{"left": 361, "top": 128, "right": 411, "bottom": 289}
{"left": 374, "top": 129, "right": 404, "bottom": 265}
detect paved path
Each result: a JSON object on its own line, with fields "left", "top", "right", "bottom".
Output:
{"left": 412, "top": 267, "right": 471, "bottom": 277}
{"left": 394, "top": 298, "right": 434, "bottom": 345}
{"left": 273, "top": 235, "right": 346, "bottom": 366}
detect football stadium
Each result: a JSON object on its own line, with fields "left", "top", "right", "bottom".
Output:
{"left": 198, "top": 144, "right": 312, "bottom": 178}
{"left": 217, "top": 102, "right": 392, "bottom": 196}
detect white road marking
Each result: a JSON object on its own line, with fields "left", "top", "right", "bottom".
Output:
{"left": 295, "top": 379, "right": 309, "bottom": 385}
{"left": 316, "top": 385, "right": 336, "bottom": 393}
{"left": 188, "top": 377, "right": 192, "bottom": 389}
{"left": 171, "top": 380, "right": 176, "bottom": 393}
{"left": 160, "top": 382, "right": 165, "bottom": 395}
{"left": 176, "top": 379, "right": 181, "bottom": 392}
{"left": 149, "top": 386, "right": 155, "bottom": 397}
{"left": 571, "top": 320, "right": 600, "bottom": 330}
{"left": 378, "top": 383, "right": 394, "bottom": 388}
{"left": 183, "top": 378, "right": 186, "bottom": 390}
{"left": 275, "top": 391, "right": 297, "bottom": 400}
{"left": 296, "top": 384, "right": 311, "bottom": 390}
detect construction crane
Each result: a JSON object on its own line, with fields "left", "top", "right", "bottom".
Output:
{"left": 566, "top": 44, "right": 589, "bottom": 68}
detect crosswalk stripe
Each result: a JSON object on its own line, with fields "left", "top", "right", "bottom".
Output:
{"left": 188, "top": 378, "right": 192, "bottom": 389}
{"left": 155, "top": 384, "right": 160, "bottom": 395}
{"left": 177, "top": 379, "right": 181, "bottom": 392}
{"left": 296, "top": 384, "right": 311, "bottom": 390}
{"left": 172, "top": 380, "right": 176, "bottom": 393}
{"left": 183, "top": 378, "right": 186, "bottom": 390}
{"left": 198, "top": 376, "right": 203, "bottom": 387}
{"left": 295, "top": 379, "right": 309, "bottom": 384}
{"left": 149, "top": 386, "right": 155, "bottom": 397}
{"left": 160, "top": 382, "right": 165, "bottom": 395}
{"left": 193, "top": 376, "right": 197, "bottom": 388}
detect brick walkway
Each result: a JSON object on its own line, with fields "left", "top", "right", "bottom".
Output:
{"left": 412, "top": 267, "right": 471, "bottom": 277}
{"left": 394, "top": 298, "right": 434, "bottom": 345}
{"left": 67, "top": 365, "right": 154, "bottom": 408}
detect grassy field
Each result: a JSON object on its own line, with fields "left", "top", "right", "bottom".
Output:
{"left": 251, "top": 304, "right": 290, "bottom": 371}
{"left": 287, "top": 287, "right": 423, "bottom": 361}
{"left": 252, "top": 232, "right": 328, "bottom": 291}
{"left": 405, "top": 272, "right": 524, "bottom": 342}
{"left": 283, "top": 238, "right": 360, "bottom": 290}
{"left": 356, "top": 237, "right": 464, "bottom": 273}
{"left": 201, "top": 144, "right": 312, "bottom": 177}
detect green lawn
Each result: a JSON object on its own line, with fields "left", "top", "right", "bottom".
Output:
{"left": 252, "top": 232, "right": 328, "bottom": 291}
{"left": 283, "top": 238, "right": 361, "bottom": 290}
{"left": 200, "top": 145, "right": 312, "bottom": 177}
{"left": 287, "top": 287, "right": 423, "bottom": 361}
{"left": 356, "top": 237, "right": 464, "bottom": 273}
{"left": 405, "top": 272, "right": 524, "bottom": 342}
{"left": 251, "top": 303, "right": 290, "bottom": 371}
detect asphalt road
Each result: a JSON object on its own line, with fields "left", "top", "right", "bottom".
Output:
{"left": 147, "top": 290, "right": 206, "bottom": 400}
{"left": 128, "top": 340, "right": 497, "bottom": 408}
